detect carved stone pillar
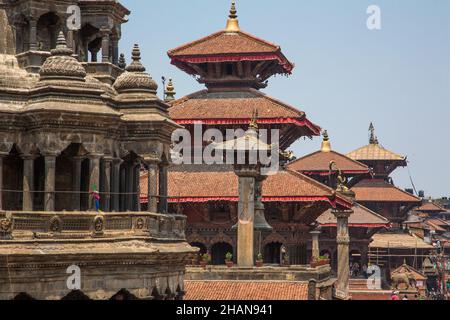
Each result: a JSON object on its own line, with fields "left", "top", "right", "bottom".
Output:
{"left": 332, "top": 209, "right": 353, "bottom": 300}
{"left": 29, "top": 19, "right": 38, "bottom": 51}
{"left": 310, "top": 230, "right": 321, "bottom": 261}
{"left": 158, "top": 164, "right": 168, "bottom": 214}
{"left": 111, "top": 159, "right": 122, "bottom": 212}
{"left": 88, "top": 155, "right": 101, "bottom": 211}
{"left": 102, "top": 157, "right": 113, "bottom": 212}
{"left": 111, "top": 37, "right": 119, "bottom": 65}
{"left": 125, "top": 163, "right": 134, "bottom": 211}
{"left": 235, "top": 167, "right": 258, "bottom": 268}
{"left": 22, "top": 154, "right": 35, "bottom": 211}
{"left": 134, "top": 161, "right": 141, "bottom": 212}
{"left": 44, "top": 154, "right": 57, "bottom": 212}
{"left": 0, "top": 154, "right": 5, "bottom": 211}
{"left": 72, "top": 156, "right": 83, "bottom": 211}
{"left": 146, "top": 161, "right": 159, "bottom": 213}
{"left": 101, "top": 28, "right": 111, "bottom": 62}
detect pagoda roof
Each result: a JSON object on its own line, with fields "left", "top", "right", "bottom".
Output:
{"left": 168, "top": 29, "right": 294, "bottom": 76}
{"left": 317, "top": 203, "right": 390, "bottom": 228}
{"left": 140, "top": 165, "right": 352, "bottom": 209}
{"left": 288, "top": 150, "right": 370, "bottom": 176}
{"left": 416, "top": 201, "right": 446, "bottom": 213}
{"left": 347, "top": 142, "right": 406, "bottom": 163}
{"left": 168, "top": 89, "right": 321, "bottom": 142}
{"left": 351, "top": 179, "right": 421, "bottom": 203}
{"left": 369, "top": 233, "right": 433, "bottom": 250}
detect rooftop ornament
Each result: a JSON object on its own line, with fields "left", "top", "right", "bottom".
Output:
{"left": 369, "top": 122, "right": 379, "bottom": 145}
{"left": 321, "top": 130, "right": 331, "bottom": 153}
{"left": 225, "top": 1, "right": 240, "bottom": 32}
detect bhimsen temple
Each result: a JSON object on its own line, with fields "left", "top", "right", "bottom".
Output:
{"left": 0, "top": 0, "right": 196, "bottom": 300}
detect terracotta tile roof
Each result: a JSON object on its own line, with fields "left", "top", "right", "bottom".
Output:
{"left": 168, "top": 89, "right": 320, "bottom": 135}
{"left": 288, "top": 150, "right": 370, "bottom": 175}
{"left": 317, "top": 203, "right": 390, "bottom": 228}
{"left": 140, "top": 165, "right": 352, "bottom": 209}
{"left": 184, "top": 280, "right": 308, "bottom": 300}
{"left": 351, "top": 179, "right": 421, "bottom": 203}
{"left": 425, "top": 220, "right": 447, "bottom": 233}
{"left": 168, "top": 30, "right": 294, "bottom": 74}
{"left": 369, "top": 233, "right": 433, "bottom": 249}
{"left": 347, "top": 143, "right": 406, "bottom": 162}
{"left": 416, "top": 201, "right": 446, "bottom": 212}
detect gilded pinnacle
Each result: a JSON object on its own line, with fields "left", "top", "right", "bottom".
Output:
{"left": 321, "top": 130, "right": 331, "bottom": 152}
{"left": 225, "top": 1, "right": 240, "bottom": 32}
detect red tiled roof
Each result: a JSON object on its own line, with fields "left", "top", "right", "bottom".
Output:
{"left": 184, "top": 281, "right": 308, "bottom": 300}
{"left": 168, "top": 30, "right": 294, "bottom": 74}
{"left": 351, "top": 179, "right": 421, "bottom": 203}
{"left": 347, "top": 143, "right": 406, "bottom": 163}
{"left": 168, "top": 89, "right": 321, "bottom": 136}
{"left": 288, "top": 150, "right": 370, "bottom": 176}
{"left": 416, "top": 201, "right": 446, "bottom": 212}
{"left": 140, "top": 165, "right": 352, "bottom": 209}
{"left": 317, "top": 203, "right": 390, "bottom": 228}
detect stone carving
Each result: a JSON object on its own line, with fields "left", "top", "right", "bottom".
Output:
{"left": 0, "top": 218, "right": 12, "bottom": 233}
{"left": 93, "top": 216, "right": 105, "bottom": 234}
{"left": 135, "top": 218, "right": 145, "bottom": 230}
{"left": 391, "top": 272, "right": 416, "bottom": 290}
{"left": 49, "top": 216, "right": 62, "bottom": 233}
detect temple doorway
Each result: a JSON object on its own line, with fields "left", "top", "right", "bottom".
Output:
{"left": 211, "top": 242, "right": 233, "bottom": 265}
{"left": 264, "top": 242, "right": 282, "bottom": 264}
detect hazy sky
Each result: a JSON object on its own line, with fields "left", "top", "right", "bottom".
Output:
{"left": 119, "top": 0, "right": 450, "bottom": 198}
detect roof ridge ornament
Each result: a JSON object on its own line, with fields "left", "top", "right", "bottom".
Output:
{"left": 369, "top": 122, "right": 379, "bottom": 145}
{"left": 321, "top": 130, "right": 331, "bottom": 152}
{"left": 225, "top": 1, "right": 240, "bottom": 32}
{"left": 249, "top": 108, "right": 259, "bottom": 131}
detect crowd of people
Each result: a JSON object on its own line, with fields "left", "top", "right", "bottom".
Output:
{"left": 349, "top": 262, "right": 369, "bottom": 278}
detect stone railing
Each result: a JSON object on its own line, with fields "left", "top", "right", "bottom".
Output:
{"left": 0, "top": 211, "right": 186, "bottom": 241}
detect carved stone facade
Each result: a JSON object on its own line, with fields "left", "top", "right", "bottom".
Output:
{"left": 0, "top": 1, "right": 195, "bottom": 300}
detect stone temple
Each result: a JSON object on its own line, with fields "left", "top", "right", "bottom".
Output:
{"left": 0, "top": 0, "right": 195, "bottom": 300}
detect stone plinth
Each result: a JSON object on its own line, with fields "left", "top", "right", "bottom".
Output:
{"left": 83, "top": 62, "right": 124, "bottom": 85}
{"left": 16, "top": 51, "right": 51, "bottom": 74}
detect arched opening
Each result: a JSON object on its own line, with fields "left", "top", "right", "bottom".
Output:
{"left": 264, "top": 242, "right": 282, "bottom": 264}
{"left": 61, "top": 290, "right": 90, "bottom": 300}
{"left": 190, "top": 242, "right": 207, "bottom": 255}
{"left": 119, "top": 152, "right": 141, "bottom": 212}
{"left": 2, "top": 145, "right": 23, "bottom": 211}
{"left": 211, "top": 242, "right": 233, "bottom": 265}
{"left": 13, "top": 292, "right": 35, "bottom": 300}
{"left": 37, "top": 12, "right": 61, "bottom": 51}
{"left": 110, "top": 289, "right": 137, "bottom": 300}
{"left": 80, "top": 24, "right": 101, "bottom": 62}
{"left": 13, "top": 14, "right": 30, "bottom": 53}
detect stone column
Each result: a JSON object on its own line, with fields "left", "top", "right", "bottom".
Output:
{"left": 22, "top": 154, "right": 35, "bottom": 211}
{"left": 44, "top": 154, "right": 57, "bottom": 212}
{"left": 125, "top": 163, "right": 134, "bottom": 211}
{"left": 102, "top": 158, "right": 113, "bottom": 212}
{"left": 101, "top": 28, "right": 111, "bottom": 62}
{"left": 332, "top": 209, "right": 353, "bottom": 300}
{"left": 111, "top": 37, "right": 119, "bottom": 65}
{"left": 310, "top": 230, "right": 321, "bottom": 261}
{"left": 134, "top": 162, "right": 141, "bottom": 212}
{"left": 0, "top": 154, "right": 5, "bottom": 211}
{"left": 235, "top": 169, "right": 257, "bottom": 267}
{"left": 146, "top": 161, "right": 159, "bottom": 213}
{"left": 158, "top": 164, "right": 168, "bottom": 214}
{"left": 88, "top": 155, "right": 101, "bottom": 211}
{"left": 111, "top": 159, "right": 122, "bottom": 212}
{"left": 72, "top": 156, "right": 83, "bottom": 211}
{"left": 29, "top": 19, "right": 38, "bottom": 51}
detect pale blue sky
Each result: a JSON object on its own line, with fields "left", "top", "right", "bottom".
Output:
{"left": 119, "top": 0, "right": 450, "bottom": 198}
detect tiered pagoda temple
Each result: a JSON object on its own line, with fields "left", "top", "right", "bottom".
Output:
{"left": 288, "top": 132, "right": 390, "bottom": 269}
{"left": 141, "top": 3, "right": 352, "bottom": 266}
{"left": 0, "top": 0, "right": 195, "bottom": 300}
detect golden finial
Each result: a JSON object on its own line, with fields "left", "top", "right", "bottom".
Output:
{"left": 164, "top": 78, "right": 176, "bottom": 102}
{"left": 249, "top": 108, "right": 258, "bottom": 130}
{"left": 225, "top": 2, "right": 240, "bottom": 32}
{"left": 321, "top": 130, "right": 331, "bottom": 152}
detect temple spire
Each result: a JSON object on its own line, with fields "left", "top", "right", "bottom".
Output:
{"left": 249, "top": 108, "right": 258, "bottom": 131}
{"left": 164, "top": 78, "right": 176, "bottom": 102}
{"left": 321, "top": 130, "right": 331, "bottom": 152}
{"left": 126, "top": 44, "right": 146, "bottom": 73}
{"left": 225, "top": 2, "right": 240, "bottom": 32}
